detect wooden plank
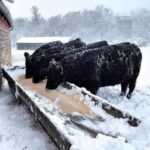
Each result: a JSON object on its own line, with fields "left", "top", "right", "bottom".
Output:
{"left": 2, "top": 67, "right": 16, "bottom": 95}
{"left": 2, "top": 66, "right": 141, "bottom": 150}
{"left": 2, "top": 68, "right": 71, "bottom": 150}
{"left": 69, "top": 114, "right": 129, "bottom": 143}
{"left": 3, "top": 68, "right": 141, "bottom": 127}
{"left": 62, "top": 83, "right": 141, "bottom": 127}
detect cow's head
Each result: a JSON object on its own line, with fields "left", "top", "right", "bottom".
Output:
{"left": 32, "top": 55, "right": 47, "bottom": 83}
{"left": 46, "top": 59, "right": 63, "bottom": 90}
{"left": 24, "top": 52, "right": 33, "bottom": 78}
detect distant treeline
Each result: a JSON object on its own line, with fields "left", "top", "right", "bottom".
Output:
{"left": 11, "top": 5, "right": 150, "bottom": 47}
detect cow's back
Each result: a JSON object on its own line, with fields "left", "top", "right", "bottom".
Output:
{"left": 61, "top": 43, "right": 142, "bottom": 87}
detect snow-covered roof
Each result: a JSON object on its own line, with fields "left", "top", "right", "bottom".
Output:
{"left": 0, "top": 0, "right": 13, "bottom": 28}
{"left": 17, "top": 37, "right": 72, "bottom": 44}
{"left": 5, "top": 0, "right": 14, "bottom": 3}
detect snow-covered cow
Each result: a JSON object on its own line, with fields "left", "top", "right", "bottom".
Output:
{"left": 32, "top": 40, "right": 109, "bottom": 83}
{"left": 46, "top": 43, "right": 142, "bottom": 99}
{"left": 24, "top": 38, "right": 86, "bottom": 78}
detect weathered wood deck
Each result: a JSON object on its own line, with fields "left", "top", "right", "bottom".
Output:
{"left": 2, "top": 66, "right": 141, "bottom": 150}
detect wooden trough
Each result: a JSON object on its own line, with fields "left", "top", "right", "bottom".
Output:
{"left": 2, "top": 66, "right": 141, "bottom": 150}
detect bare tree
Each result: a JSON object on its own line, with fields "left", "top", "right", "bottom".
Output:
{"left": 94, "top": 5, "right": 114, "bottom": 40}
{"left": 31, "top": 6, "right": 41, "bottom": 26}
{"left": 11, "top": 5, "right": 117, "bottom": 46}
{"left": 131, "top": 9, "right": 150, "bottom": 38}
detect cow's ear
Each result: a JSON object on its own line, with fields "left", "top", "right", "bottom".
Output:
{"left": 56, "top": 63, "right": 63, "bottom": 75}
{"left": 49, "top": 59, "right": 63, "bottom": 75}
{"left": 24, "top": 52, "right": 30, "bottom": 58}
{"left": 49, "top": 59, "right": 57, "bottom": 68}
{"left": 41, "top": 55, "right": 45, "bottom": 61}
{"left": 36, "top": 57, "right": 41, "bottom": 63}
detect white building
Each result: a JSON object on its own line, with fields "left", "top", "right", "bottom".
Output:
{"left": 117, "top": 16, "right": 132, "bottom": 40}
{"left": 17, "top": 37, "right": 72, "bottom": 50}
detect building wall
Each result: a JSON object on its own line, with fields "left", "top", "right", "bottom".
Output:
{"left": 0, "top": 12, "right": 11, "bottom": 65}
{"left": 117, "top": 16, "right": 132, "bottom": 40}
{"left": 17, "top": 43, "right": 45, "bottom": 50}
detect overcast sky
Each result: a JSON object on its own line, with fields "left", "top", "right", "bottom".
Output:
{"left": 5, "top": 0, "right": 150, "bottom": 18}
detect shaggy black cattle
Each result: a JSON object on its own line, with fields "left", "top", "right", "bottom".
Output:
{"left": 64, "top": 38, "right": 86, "bottom": 49}
{"left": 32, "top": 40, "right": 109, "bottom": 83}
{"left": 24, "top": 38, "right": 86, "bottom": 78}
{"left": 24, "top": 41, "right": 63, "bottom": 78}
{"left": 46, "top": 43, "right": 142, "bottom": 99}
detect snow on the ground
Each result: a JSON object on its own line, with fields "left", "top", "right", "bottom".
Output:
{"left": 137, "top": 47, "right": 150, "bottom": 86}
{"left": 56, "top": 47, "right": 150, "bottom": 150}
{"left": 0, "top": 83, "right": 58, "bottom": 150}
{"left": 93, "top": 47, "right": 150, "bottom": 150}
{"left": 2, "top": 46, "right": 150, "bottom": 150}
{"left": 97, "top": 47, "right": 150, "bottom": 119}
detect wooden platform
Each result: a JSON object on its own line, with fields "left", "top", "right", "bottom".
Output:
{"left": 2, "top": 66, "right": 141, "bottom": 150}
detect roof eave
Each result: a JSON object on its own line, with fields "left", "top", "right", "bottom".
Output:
{"left": 0, "top": 0, "right": 13, "bottom": 29}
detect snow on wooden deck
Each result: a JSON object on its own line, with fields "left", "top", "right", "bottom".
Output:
{"left": 0, "top": 83, "right": 58, "bottom": 150}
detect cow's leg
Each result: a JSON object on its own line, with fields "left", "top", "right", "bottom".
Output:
{"left": 127, "top": 78, "right": 136, "bottom": 99}
{"left": 91, "top": 89, "right": 97, "bottom": 95}
{"left": 120, "top": 81, "right": 128, "bottom": 96}
{"left": 127, "top": 53, "right": 142, "bottom": 99}
{"left": 88, "top": 84, "right": 99, "bottom": 95}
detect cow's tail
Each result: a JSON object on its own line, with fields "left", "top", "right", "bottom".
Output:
{"left": 126, "top": 44, "right": 142, "bottom": 98}
{"left": 132, "top": 44, "right": 142, "bottom": 79}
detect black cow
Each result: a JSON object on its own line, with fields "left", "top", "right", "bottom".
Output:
{"left": 32, "top": 41, "right": 109, "bottom": 83}
{"left": 46, "top": 43, "right": 142, "bottom": 99}
{"left": 24, "top": 41, "right": 63, "bottom": 78}
{"left": 24, "top": 38, "right": 86, "bottom": 78}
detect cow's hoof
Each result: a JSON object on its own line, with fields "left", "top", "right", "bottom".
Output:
{"left": 26, "top": 75, "right": 32, "bottom": 78}
{"left": 120, "top": 92, "right": 126, "bottom": 96}
{"left": 32, "top": 79, "right": 39, "bottom": 83}
{"left": 127, "top": 94, "right": 132, "bottom": 99}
